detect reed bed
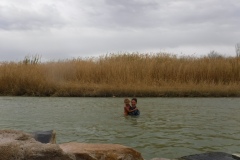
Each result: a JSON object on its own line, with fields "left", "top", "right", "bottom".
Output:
{"left": 0, "top": 53, "right": 239, "bottom": 97}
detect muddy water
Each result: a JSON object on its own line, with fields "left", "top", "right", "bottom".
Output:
{"left": 0, "top": 97, "right": 239, "bottom": 159}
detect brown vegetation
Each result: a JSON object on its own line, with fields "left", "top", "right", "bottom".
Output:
{"left": 0, "top": 53, "right": 239, "bottom": 97}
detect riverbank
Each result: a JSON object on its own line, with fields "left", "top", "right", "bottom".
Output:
{"left": 1, "top": 129, "right": 239, "bottom": 160}
{"left": 0, "top": 53, "right": 239, "bottom": 97}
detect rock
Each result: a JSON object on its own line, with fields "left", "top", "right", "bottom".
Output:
{"left": 232, "top": 153, "right": 240, "bottom": 160}
{"left": 31, "top": 130, "right": 56, "bottom": 144}
{"left": 0, "top": 130, "right": 75, "bottom": 160}
{"left": 178, "top": 152, "right": 236, "bottom": 160}
{"left": 59, "top": 142, "right": 144, "bottom": 160}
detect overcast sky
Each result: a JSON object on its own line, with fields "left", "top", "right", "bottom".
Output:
{"left": 0, "top": 0, "right": 240, "bottom": 61}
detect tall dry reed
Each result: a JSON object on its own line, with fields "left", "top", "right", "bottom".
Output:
{"left": 0, "top": 53, "right": 239, "bottom": 97}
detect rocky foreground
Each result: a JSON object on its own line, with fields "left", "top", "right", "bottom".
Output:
{"left": 0, "top": 130, "right": 239, "bottom": 160}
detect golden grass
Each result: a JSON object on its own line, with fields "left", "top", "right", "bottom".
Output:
{"left": 0, "top": 53, "right": 240, "bottom": 97}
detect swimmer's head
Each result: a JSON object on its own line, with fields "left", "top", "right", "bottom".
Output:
{"left": 124, "top": 98, "right": 130, "bottom": 104}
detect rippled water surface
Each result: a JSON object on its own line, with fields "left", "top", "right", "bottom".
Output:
{"left": 0, "top": 97, "right": 240, "bottom": 159}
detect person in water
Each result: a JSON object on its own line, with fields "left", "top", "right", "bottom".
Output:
{"left": 123, "top": 98, "right": 140, "bottom": 116}
{"left": 129, "top": 98, "right": 140, "bottom": 116}
{"left": 124, "top": 98, "right": 131, "bottom": 116}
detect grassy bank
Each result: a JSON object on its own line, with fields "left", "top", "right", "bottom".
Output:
{"left": 0, "top": 53, "right": 240, "bottom": 97}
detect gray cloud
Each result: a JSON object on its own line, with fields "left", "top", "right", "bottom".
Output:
{"left": 0, "top": 0, "right": 239, "bottom": 61}
{"left": 0, "top": 1, "right": 66, "bottom": 30}
{"left": 103, "top": 0, "right": 159, "bottom": 28}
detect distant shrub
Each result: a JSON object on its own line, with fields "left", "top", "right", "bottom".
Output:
{"left": 22, "top": 55, "right": 41, "bottom": 65}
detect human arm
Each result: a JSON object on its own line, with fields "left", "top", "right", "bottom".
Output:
{"left": 124, "top": 106, "right": 137, "bottom": 114}
{"left": 128, "top": 107, "right": 138, "bottom": 112}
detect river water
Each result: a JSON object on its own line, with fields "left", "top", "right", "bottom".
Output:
{"left": 0, "top": 97, "right": 239, "bottom": 159}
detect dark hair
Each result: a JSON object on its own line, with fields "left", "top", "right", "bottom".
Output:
{"left": 131, "top": 98, "right": 137, "bottom": 103}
